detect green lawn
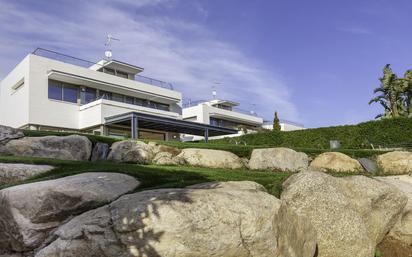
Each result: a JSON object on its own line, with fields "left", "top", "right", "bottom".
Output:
{"left": 0, "top": 155, "right": 294, "bottom": 197}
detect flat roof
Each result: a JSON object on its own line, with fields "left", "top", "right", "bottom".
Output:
{"left": 91, "top": 59, "right": 144, "bottom": 75}
{"left": 105, "top": 112, "right": 238, "bottom": 137}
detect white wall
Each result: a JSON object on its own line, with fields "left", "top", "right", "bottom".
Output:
{"left": 0, "top": 56, "right": 30, "bottom": 128}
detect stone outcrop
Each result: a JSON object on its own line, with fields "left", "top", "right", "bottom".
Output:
{"left": 0, "top": 125, "right": 24, "bottom": 144}
{"left": 0, "top": 173, "right": 139, "bottom": 252}
{"left": 377, "top": 151, "right": 412, "bottom": 175}
{"left": 376, "top": 175, "right": 412, "bottom": 246}
{"left": 281, "top": 171, "right": 407, "bottom": 257}
{"left": 90, "top": 142, "right": 109, "bottom": 161}
{"left": 152, "top": 152, "right": 185, "bottom": 166}
{"left": 35, "top": 181, "right": 316, "bottom": 257}
{"left": 107, "top": 140, "right": 155, "bottom": 164}
{"left": 248, "top": 148, "right": 308, "bottom": 172}
{"left": 1, "top": 135, "right": 92, "bottom": 161}
{"left": 176, "top": 148, "right": 244, "bottom": 169}
{"left": 309, "top": 152, "right": 363, "bottom": 173}
{"left": 0, "top": 163, "right": 54, "bottom": 183}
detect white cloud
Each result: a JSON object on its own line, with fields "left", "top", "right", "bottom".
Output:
{"left": 0, "top": 0, "right": 299, "bottom": 121}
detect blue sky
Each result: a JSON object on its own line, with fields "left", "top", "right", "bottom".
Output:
{"left": 1, "top": 0, "right": 412, "bottom": 128}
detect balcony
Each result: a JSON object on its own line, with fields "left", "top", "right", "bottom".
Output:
{"left": 79, "top": 98, "right": 180, "bottom": 129}
{"left": 32, "top": 48, "right": 174, "bottom": 90}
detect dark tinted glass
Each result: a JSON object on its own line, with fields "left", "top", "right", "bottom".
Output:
{"left": 83, "top": 88, "right": 96, "bottom": 104}
{"left": 63, "top": 84, "right": 78, "bottom": 103}
{"left": 125, "top": 96, "right": 134, "bottom": 104}
{"left": 48, "top": 81, "right": 62, "bottom": 100}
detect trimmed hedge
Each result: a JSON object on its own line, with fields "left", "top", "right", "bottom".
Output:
{"left": 213, "top": 117, "right": 412, "bottom": 150}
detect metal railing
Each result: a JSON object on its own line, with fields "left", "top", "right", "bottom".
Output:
{"left": 263, "top": 119, "right": 304, "bottom": 128}
{"left": 182, "top": 99, "right": 258, "bottom": 116}
{"left": 32, "top": 48, "right": 174, "bottom": 90}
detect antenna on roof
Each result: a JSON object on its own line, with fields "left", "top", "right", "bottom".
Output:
{"left": 212, "top": 81, "right": 220, "bottom": 99}
{"left": 104, "top": 33, "right": 120, "bottom": 60}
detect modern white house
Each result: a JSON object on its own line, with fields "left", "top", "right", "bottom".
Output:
{"left": 0, "top": 48, "right": 237, "bottom": 141}
{"left": 182, "top": 99, "right": 264, "bottom": 140}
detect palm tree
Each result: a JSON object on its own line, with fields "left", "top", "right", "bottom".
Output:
{"left": 369, "top": 64, "right": 404, "bottom": 118}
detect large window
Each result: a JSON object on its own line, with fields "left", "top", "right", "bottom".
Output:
{"left": 48, "top": 81, "right": 78, "bottom": 103}
{"left": 48, "top": 81, "right": 62, "bottom": 100}
{"left": 62, "top": 84, "right": 78, "bottom": 103}
{"left": 80, "top": 87, "right": 97, "bottom": 104}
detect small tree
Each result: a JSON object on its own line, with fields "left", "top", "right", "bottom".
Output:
{"left": 273, "top": 111, "right": 281, "bottom": 131}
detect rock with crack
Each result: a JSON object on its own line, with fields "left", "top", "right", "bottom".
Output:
{"left": 281, "top": 171, "right": 408, "bottom": 257}
{"left": 0, "top": 163, "right": 54, "bottom": 184}
{"left": 0, "top": 172, "right": 140, "bottom": 252}
{"left": 35, "top": 181, "right": 317, "bottom": 257}
{"left": 376, "top": 175, "right": 412, "bottom": 247}
{"left": 90, "top": 142, "right": 109, "bottom": 161}
{"left": 1, "top": 135, "right": 92, "bottom": 161}
{"left": 107, "top": 140, "right": 155, "bottom": 164}
{"left": 0, "top": 125, "right": 24, "bottom": 145}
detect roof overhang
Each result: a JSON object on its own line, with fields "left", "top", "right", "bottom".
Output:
{"left": 90, "top": 59, "right": 144, "bottom": 75}
{"left": 47, "top": 69, "right": 180, "bottom": 104}
{"left": 105, "top": 112, "right": 238, "bottom": 137}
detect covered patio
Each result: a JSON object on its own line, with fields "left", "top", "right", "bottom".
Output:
{"left": 104, "top": 112, "right": 238, "bottom": 142}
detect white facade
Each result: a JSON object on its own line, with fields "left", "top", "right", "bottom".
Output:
{"left": 0, "top": 52, "right": 182, "bottom": 139}
{"left": 182, "top": 99, "right": 264, "bottom": 140}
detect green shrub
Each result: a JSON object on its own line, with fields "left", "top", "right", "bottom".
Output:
{"left": 213, "top": 117, "right": 412, "bottom": 149}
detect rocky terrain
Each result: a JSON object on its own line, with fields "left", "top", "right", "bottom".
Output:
{"left": 1, "top": 125, "right": 412, "bottom": 256}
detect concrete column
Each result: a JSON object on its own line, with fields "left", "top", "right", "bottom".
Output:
{"left": 100, "top": 125, "right": 108, "bottom": 136}
{"left": 131, "top": 114, "right": 138, "bottom": 139}
{"left": 204, "top": 128, "right": 209, "bottom": 143}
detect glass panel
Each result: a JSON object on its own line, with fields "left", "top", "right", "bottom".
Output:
{"left": 125, "top": 96, "right": 134, "bottom": 104}
{"left": 81, "top": 87, "right": 97, "bottom": 104}
{"left": 112, "top": 93, "right": 124, "bottom": 102}
{"left": 99, "top": 91, "right": 112, "bottom": 100}
{"left": 104, "top": 68, "right": 115, "bottom": 75}
{"left": 134, "top": 98, "right": 144, "bottom": 106}
{"left": 156, "top": 103, "right": 169, "bottom": 111}
{"left": 48, "top": 81, "right": 62, "bottom": 100}
{"left": 117, "top": 71, "right": 129, "bottom": 79}
{"left": 63, "top": 84, "right": 78, "bottom": 103}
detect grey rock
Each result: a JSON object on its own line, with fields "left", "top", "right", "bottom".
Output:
{"left": 281, "top": 171, "right": 408, "bottom": 257}
{"left": 36, "top": 181, "right": 317, "bottom": 257}
{"left": 176, "top": 148, "right": 244, "bottom": 169}
{"left": 0, "top": 125, "right": 24, "bottom": 145}
{"left": 376, "top": 175, "right": 412, "bottom": 246}
{"left": 0, "top": 172, "right": 139, "bottom": 252}
{"left": 0, "top": 163, "right": 54, "bottom": 184}
{"left": 358, "top": 158, "right": 378, "bottom": 173}
{"left": 90, "top": 142, "right": 109, "bottom": 161}
{"left": 248, "top": 148, "right": 308, "bottom": 172}
{"left": 107, "top": 140, "right": 155, "bottom": 164}
{"left": 2, "top": 135, "right": 92, "bottom": 161}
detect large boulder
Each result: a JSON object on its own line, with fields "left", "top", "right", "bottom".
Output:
{"left": 107, "top": 140, "right": 155, "bottom": 164}
{"left": 0, "top": 172, "right": 139, "bottom": 252}
{"left": 0, "top": 125, "right": 24, "bottom": 144}
{"left": 176, "top": 148, "right": 244, "bottom": 169}
{"left": 0, "top": 163, "right": 54, "bottom": 184}
{"left": 2, "top": 135, "right": 92, "bottom": 161}
{"left": 248, "top": 148, "right": 308, "bottom": 172}
{"left": 377, "top": 151, "right": 412, "bottom": 175}
{"left": 35, "top": 181, "right": 317, "bottom": 257}
{"left": 376, "top": 175, "right": 412, "bottom": 246}
{"left": 309, "top": 152, "right": 363, "bottom": 173}
{"left": 152, "top": 152, "right": 185, "bottom": 166}
{"left": 281, "top": 171, "right": 407, "bottom": 257}
{"left": 90, "top": 142, "right": 109, "bottom": 161}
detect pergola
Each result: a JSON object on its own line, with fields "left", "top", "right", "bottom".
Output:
{"left": 104, "top": 112, "right": 238, "bottom": 142}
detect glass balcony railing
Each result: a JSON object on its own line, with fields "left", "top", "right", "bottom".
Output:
{"left": 182, "top": 99, "right": 259, "bottom": 116}
{"left": 32, "top": 48, "right": 174, "bottom": 90}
